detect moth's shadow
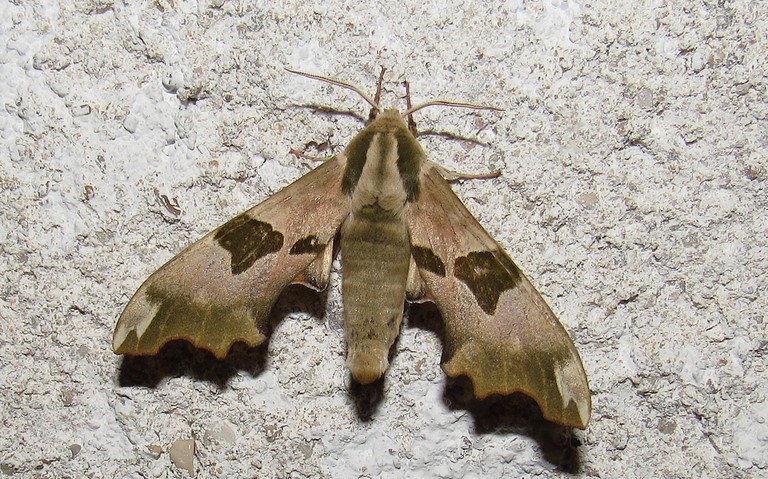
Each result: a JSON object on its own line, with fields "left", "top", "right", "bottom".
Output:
{"left": 277, "top": 283, "right": 389, "bottom": 422}
{"left": 116, "top": 293, "right": 585, "bottom": 471}
{"left": 285, "top": 103, "right": 367, "bottom": 125}
{"left": 443, "top": 380, "right": 585, "bottom": 473}
{"left": 408, "top": 302, "right": 586, "bottom": 474}
{"left": 116, "top": 341, "right": 268, "bottom": 390}
{"left": 115, "top": 284, "right": 388, "bottom": 422}
{"left": 348, "top": 377, "right": 386, "bottom": 422}
{"left": 284, "top": 104, "right": 497, "bottom": 150}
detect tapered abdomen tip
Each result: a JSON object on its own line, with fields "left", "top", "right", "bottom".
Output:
{"left": 347, "top": 350, "right": 389, "bottom": 384}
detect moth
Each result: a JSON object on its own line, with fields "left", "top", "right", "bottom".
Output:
{"left": 114, "top": 69, "right": 591, "bottom": 429}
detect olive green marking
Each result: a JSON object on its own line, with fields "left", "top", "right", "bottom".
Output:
{"left": 454, "top": 251, "right": 521, "bottom": 315}
{"left": 342, "top": 129, "right": 375, "bottom": 195}
{"left": 412, "top": 245, "right": 446, "bottom": 277}
{"left": 122, "top": 286, "right": 268, "bottom": 356}
{"left": 214, "top": 214, "right": 283, "bottom": 275}
{"left": 289, "top": 235, "right": 325, "bottom": 255}
{"left": 394, "top": 129, "right": 421, "bottom": 202}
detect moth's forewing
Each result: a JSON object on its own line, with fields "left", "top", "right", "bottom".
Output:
{"left": 406, "top": 165, "right": 591, "bottom": 428}
{"left": 114, "top": 157, "right": 350, "bottom": 358}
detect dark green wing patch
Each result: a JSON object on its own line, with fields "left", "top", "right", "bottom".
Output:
{"left": 289, "top": 235, "right": 326, "bottom": 255}
{"left": 214, "top": 214, "right": 283, "bottom": 275}
{"left": 412, "top": 245, "right": 446, "bottom": 277}
{"left": 124, "top": 285, "right": 266, "bottom": 357}
{"left": 342, "top": 129, "right": 375, "bottom": 195}
{"left": 454, "top": 251, "right": 521, "bottom": 315}
{"left": 394, "top": 130, "right": 421, "bottom": 202}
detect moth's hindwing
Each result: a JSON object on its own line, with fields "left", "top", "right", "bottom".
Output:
{"left": 113, "top": 157, "right": 349, "bottom": 359}
{"left": 406, "top": 164, "right": 591, "bottom": 429}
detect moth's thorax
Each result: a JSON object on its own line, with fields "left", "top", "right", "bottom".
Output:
{"left": 341, "top": 110, "right": 425, "bottom": 217}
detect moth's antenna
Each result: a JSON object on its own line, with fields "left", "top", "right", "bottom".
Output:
{"left": 368, "top": 66, "right": 387, "bottom": 122}
{"left": 403, "top": 80, "right": 417, "bottom": 135}
{"left": 285, "top": 68, "right": 381, "bottom": 112}
{"left": 404, "top": 100, "right": 504, "bottom": 118}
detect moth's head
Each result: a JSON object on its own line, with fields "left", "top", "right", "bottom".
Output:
{"left": 366, "top": 108, "right": 410, "bottom": 132}
{"left": 377, "top": 108, "right": 405, "bottom": 119}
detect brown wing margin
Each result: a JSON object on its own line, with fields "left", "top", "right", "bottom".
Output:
{"left": 405, "top": 163, "right": 591, "bottom": 429}
{"left": 113, "top": 157, "right": 350, "bottom": 359}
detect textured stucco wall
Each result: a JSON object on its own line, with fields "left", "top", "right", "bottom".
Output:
{"left": 1, "top": 0, "right": 765, "bottom": 477}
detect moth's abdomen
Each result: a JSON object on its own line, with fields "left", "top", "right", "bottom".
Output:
{"left": 340, "top": 212, "right": 410, "bottom": 384}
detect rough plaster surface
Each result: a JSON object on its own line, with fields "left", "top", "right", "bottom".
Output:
{"left": 1, "top": 0, "right": 766, "bottom": 477}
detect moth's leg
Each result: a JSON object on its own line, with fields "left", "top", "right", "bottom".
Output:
{"left": 407, "top": 84, "right": 499, "bottom": 179}
{"left": 368, "top": 66, "right": 386, "bottom": 123}
{"left": 153, "top": 188, "right": 181, "bottom": 217}
{"left": 288, "top": 135, "right": 337, "bottom": 162}
{"left": 433, "top": 163, "right": 501, "bottom": 182}
{"left": 405, "top": 255, "right": 432, "bottom": 303}
{"left": 288, "top": 148, "right": 334, "bottom": 162}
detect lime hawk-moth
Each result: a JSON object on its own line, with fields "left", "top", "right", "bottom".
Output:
{"left": 113, "top": 69, "right": 591, "bottom": 429}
